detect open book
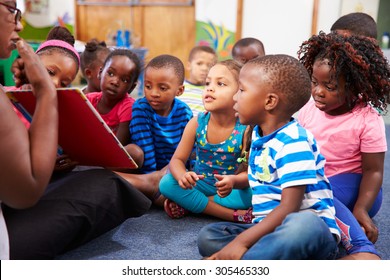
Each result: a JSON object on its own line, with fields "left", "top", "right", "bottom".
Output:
{"left": 7, "top": 88, "right": 138, "bottom": 169}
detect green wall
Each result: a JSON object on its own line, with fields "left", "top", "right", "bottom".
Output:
{"left": 377, "top": 0, "right": 390, "bottom": 43}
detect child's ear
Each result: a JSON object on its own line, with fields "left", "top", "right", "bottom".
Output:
{"left": 97, "top": 67, "right": 103, "bottom": 79}
{"left": 176, "top": 85, "right": 185, "bottom": 97}
{"left": 264, "top": 93, "right": 279, "bottom": 110}
{"left": 84, "top": 68, "right": 92, "bottom": 79}
{"left": 128, "top": 82, "right": 137, "bottom": 94}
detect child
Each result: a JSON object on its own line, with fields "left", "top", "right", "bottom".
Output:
{"left": 298, "top": 32, "right": 389, "bottom": 259}
{"left": 3, "top": 26, "right": 151, "bottom": 259}
{"left": 0, "top": 1, "right": 58, "bottom": 260}
{"left": 197, "top": 55, "right": 341, "bottom": 260}
{"left": 80, "top": 39, "right": 111, "bottom": 94}
{"left": 159, "top": 60, "right": 253, "bottom": 222}
{"left": 86, "top": 48, "right": 144, "bottom": 166}
{"left": 116, "top": 54, "right": 192, "bottom": 203}
{"left": 12, "top": 26, "right": 80, "bottom": 89}
{"left": 330, "top": 12, "right": 377, "bottom": 39}
{"left": 177, "top": 46, "right": 217, "bottom": 116}
{"left": 231, "top": 37, "right": 265, "bottom": 65}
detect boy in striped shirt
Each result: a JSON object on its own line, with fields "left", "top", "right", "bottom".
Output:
{"left": 197, "top": 54, "right": 341, "bottom": 259}
{"left": 116, "top": 55, "right": 192, "bottom": 205}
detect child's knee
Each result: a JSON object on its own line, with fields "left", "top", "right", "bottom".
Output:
{"left": 159, "top": 173, "right": 177, "bottom": 195}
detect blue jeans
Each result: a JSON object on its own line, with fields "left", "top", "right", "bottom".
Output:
{"left": 159, "top": 173, "right": 252, "bottom": 213}
{"left": 197, "top": 212, "right": 339, "bottom": 260}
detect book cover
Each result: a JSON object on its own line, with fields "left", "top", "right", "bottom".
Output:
{"left": 7, "top": 88, "right": 138, "bottom": 169}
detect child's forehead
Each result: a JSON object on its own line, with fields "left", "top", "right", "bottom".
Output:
{"left": 145, "top": 66, "right": 181, "bottom": 82}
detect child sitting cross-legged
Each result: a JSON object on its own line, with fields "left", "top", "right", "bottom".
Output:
{"left": 197, "top": 55, "right": 341, "bottom": 260}
{"left": 159, "top": 59, "right": 253, "bottom": 222}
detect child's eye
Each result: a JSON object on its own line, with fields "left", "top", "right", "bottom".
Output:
{"left": 122, "top": 78, "right": 129, "bottom": 83}
{"left": 145, "top": 84, "right": 151, "bottom": 90}
{"left": 218, "top": 82, "right": 226, "bottom": 86}
{"left": 160, "top": 86, "right": 167, "bottom": 91}
{"left": 205, "top": 81, "right": 210, "bottom": 86}
{"left": 47, "top": 69, "right": 55, "bottom": 76}
{"left": 311, "top": 80, "right": 318, "bottom": 86}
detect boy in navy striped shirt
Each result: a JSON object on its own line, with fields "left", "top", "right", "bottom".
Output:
{"left": 197, "top": 54, "right": 341, "bottom": 259}
{"left": 117, "top": 55, "right": 192, "bottom": 204}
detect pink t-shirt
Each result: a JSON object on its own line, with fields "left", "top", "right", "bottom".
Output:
{"left": 298, "top": 99, "right": 387, "bottom": 177}
{"left": 86, "top": 92, "right": 135, "bottom": 135}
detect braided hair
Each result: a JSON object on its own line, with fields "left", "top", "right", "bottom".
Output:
{"left": 298, "top": 31, "right": 390, "bottom": 113}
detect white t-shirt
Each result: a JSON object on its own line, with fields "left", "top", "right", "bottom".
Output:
{"left": 0, "top": 202, "right": 9, "bottom": 260}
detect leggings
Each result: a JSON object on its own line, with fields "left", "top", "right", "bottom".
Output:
{"left": 329, "top": 173, "right": 382, "bottom": 256}
{"left": 159, "top": 173, "right": 252, "bottom": 213}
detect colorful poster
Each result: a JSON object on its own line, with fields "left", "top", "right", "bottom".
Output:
{"left": 195, "top": 0, "right": 237, "bottom": 60}
{"left": 19, "top": 0, "right": 75, "bottom": 40}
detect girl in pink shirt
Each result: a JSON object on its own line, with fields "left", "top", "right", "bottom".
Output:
{"left": 298, "top": 32, "right": 390, "bottom": 259}
{"left": 86, "top": 49, "right": 144, "bottom": 167}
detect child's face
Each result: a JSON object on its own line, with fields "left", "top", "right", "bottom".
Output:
{"left": 100, "top": 55, "right": 137, "bottom": 102}
{"left": 187, "top": 51, "right": 217, "bottom": 85}
{"left": 39, "top": 51, "right": 78, "bottom": 88}
{"left": 86, "top": 50, "right": 109, "bottom": 92}
{"left": 144, "top": 66, "right": 184, "bottom": 117}
{"left": 233, "top": 45, "right": 265, "bottom": 64}
{"left": 311, "top": 59, "right": 349, "bottom": 115}
{"left": 234, "top": 63, "right": 268, "bottom": 126}
{"left": 203, "top": 64, "right": 237, "bottom": 113}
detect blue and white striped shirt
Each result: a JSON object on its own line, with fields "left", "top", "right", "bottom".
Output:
{"left": 248, "top": 120, "right": 340, "bottom": 241}
{"left": 129, "top": 97, "right": 193, "bottom": 173}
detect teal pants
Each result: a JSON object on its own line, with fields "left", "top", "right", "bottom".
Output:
{"left": 159, "top": 173, "right": 252, "bottom": 213}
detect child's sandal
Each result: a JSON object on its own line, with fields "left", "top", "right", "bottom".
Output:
{"left": 233, "top": 207, "right": 253, "bottom": 223}
{"left": 164, "top": 199, "right": 188, "bottom": 219}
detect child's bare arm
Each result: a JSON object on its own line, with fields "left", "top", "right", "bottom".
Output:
{"left": 169, "top": 118, "right": 201, "bottom": 189}
{"left": 207, "top": 185, "right": 306, "bottom": 259}
{"left": 116, "top": 121, "right": 131, "bottom": 146}
{"left": 354, "top": 152, "right": 384, "bottom": 243}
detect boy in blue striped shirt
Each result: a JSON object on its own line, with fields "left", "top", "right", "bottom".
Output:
{"left": 197, "top": 54, "right": 341, "bottom": 259}
{"left": 116, "top": 55, "right": 192, "bottom": 204}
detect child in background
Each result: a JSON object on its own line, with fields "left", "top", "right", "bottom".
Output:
{"left": 231, "top": 37, "right": 265, "bottom": 65}
{"left": 116, "top": 54, "right": 192, "bottom": 203}
{"left": 86, "top": 48, "right": 144, "bottom": 167}
{"left": 198, "top": 55, "right": 340, "bottom": 260}
{"left": 178, "top": 46, "right": 217, "bottom": 116}
{"left": 160, "top": 60, "right": 253, "bottom": 222}
{"left": 330, "top": 12, "right": 377, "bottom": 39}
{"left": 80, "top": 39, "right": 111, "bottom": 94}
{"left": 298, "top": 32, "right": 390, "bottom": 259}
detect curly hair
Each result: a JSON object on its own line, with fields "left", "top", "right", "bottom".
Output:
{"left": 298, "top": 31, "right": 390, "bottom": 113}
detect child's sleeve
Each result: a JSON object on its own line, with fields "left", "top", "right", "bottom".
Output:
{"left": 129, "top": 101, "right": 157, "bottom": 173}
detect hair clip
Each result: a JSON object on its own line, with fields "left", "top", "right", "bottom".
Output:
{"left": 237, "top": 151, "right": 248, "bottom": 163}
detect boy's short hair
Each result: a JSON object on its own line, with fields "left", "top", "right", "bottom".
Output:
{"left": 232, "top": 37, "right": 265, "bottom": 57}
{"left": 330, "top": 12, "right": 377, "bottom": 39}
{"left": 188, "top": 46, "right": 216, "bottom": 62}
{"left": 146, "top": 54, "right": 185, "bottom": 84}
{"left": 248, "top": 54, "right": 311, "bottom": 115}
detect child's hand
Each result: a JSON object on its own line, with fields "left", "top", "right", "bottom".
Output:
{"left": 214, "top": 174, "right": 233, "bottom": 198}
{"left": 206, "top": 240, "right": 248, "bottom": 260}
{"left": 178, "top": 171, "right": 204, "bottom": 190}
{"left": 54, "top": 154, "right": 78, "bottom": 173}
{"left": 354, "top": 208, "right": 378, "bottom": 243}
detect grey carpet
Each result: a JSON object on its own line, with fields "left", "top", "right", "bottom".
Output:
{"left": 58, "top": 125, "right": 390, "bottom": 260}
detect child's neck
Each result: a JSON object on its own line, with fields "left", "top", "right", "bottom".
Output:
{"left": 259, "top": 117, "right": 291, "bottom": 136}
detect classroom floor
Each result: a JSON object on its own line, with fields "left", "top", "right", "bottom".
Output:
{"left": 57, "top": 123, "right": 390, "bottom": 260}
